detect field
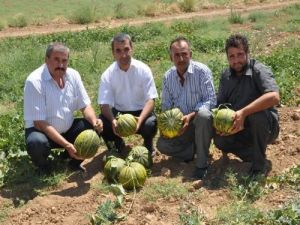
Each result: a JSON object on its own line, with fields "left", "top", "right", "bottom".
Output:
{"left": 0, "top": 1, "right": 300, "bottom": 224}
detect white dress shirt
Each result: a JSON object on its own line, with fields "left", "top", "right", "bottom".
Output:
{"left": 24, "top": 64, "right": 91, "bottom": 133}
{"left": 98, "top": 58, "right": 158, "bottom": 111}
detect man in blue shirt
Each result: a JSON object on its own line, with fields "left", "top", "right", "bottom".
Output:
{"left": 157, "top": 36, "right": 217, "bottom": 180}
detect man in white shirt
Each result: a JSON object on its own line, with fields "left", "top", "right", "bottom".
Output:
{"left": 24, "top": 42, "right": 102, "bottom": 175}
{"left": 98, "top": 33, "right": 158, "bottom": 155}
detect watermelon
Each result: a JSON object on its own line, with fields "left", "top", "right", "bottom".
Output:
{"left": 74, "top": 129, "right": 101, "bottom": 159}
{"left": 157, "top": 108, "right": 183, "bottom": 138}
{"left": 212, "top": 105, "right": 235, "bottom": 135}
{"left": 115, "top": 114, "right": 137, "bottom": 137}
{"left": 127, "top": 146, "right": 152, "bottom": 168}
{"left": 118, "top": 162, "right": 147, "bottom": 190}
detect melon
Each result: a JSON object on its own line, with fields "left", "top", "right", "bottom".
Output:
{"left": 157, "top": 108, "right": 183, "bottom": 138}
{"left": 212, "top": 105, "right": 235, "bottom": 135}
{"left": 115, "top": 114, "right": 137, "bottom": 137}
{"left": 104, "top": 156, "right": 126, "bottom": 183}
{"left": 127, "top": 146, "right": 152, "bottom": 168}
{"left": 118, "top": 162, "right": 147, "bottom": 190}
{"left": 74, "top": 129, "right": 101, "bottom": 159}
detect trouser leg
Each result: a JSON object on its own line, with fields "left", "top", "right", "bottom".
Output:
{"left": 156, "top": 124, "right": 194, "bottom": 161}
{"left": 25, "top": 127, "right": 52, "bottom": 168}
{"left": 137, "top": 114, "right": 157, "bottom": 153}
{"left": 193, "top": 108, "right": 214, "bottom": 168}
{"left": 25, "top": 118, "right": 93, "bottom": 168}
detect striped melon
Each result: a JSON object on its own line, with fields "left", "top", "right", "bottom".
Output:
{"left": 157, "top": 108, "right": 183, "bottom": 138}
{"left": 104, "top": 156, "right": 126, "bottom": 183}
{"left": 127, "top": 146, "right": 152, "bottom": 168}
{"left": 118, "top": 162, "right": 147, "bottom": 190}
{"left": 74, "top": 129, "right": 101, "bottom": 159}
{"left": 212, "top": 105, "right": 235, "bottom": 135}
{"left": 115, "top": 114, "right": 137, "bottom": 137}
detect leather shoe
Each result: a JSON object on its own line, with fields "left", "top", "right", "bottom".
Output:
{"left": 192, "top": 167, "right": 208, "bottom": 180}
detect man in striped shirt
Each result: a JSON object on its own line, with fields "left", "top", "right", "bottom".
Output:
{"left": 24, "top": 42, "right": 102, "bottom": 175}
{"left": 157, "top": 37, "right": 217, "bottom": 180}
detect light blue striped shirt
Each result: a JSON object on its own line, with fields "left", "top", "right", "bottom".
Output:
{"left": 161, "top": 60, "right": 216, "bottom": 115}
{"left": 24, "top": 64, "right": 91, "bottom": 133}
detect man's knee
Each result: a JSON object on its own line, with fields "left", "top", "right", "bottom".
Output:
{"left": 140, "top": 115, "right": 157, "bottom": 137}
{"left": 194, "top": 108, "right": 212, "bottom": 126}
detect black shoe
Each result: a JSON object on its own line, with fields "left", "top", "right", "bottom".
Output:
{"left": 68, "top": 160, "right": 86, "bottom": 173}
{"left": 192, "top": 167, "right": 208, "bottom": 180}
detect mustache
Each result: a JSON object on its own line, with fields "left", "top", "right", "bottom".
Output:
{"left": 55, "top": 67, "right": 66, "bottom": 71}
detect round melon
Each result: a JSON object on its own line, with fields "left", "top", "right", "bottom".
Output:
{"left": 127, "top": 146, "right": 152, "bottom": 168}
{"left": 104, "top": 156, "right": 126, "bottom": 183}
{"left": 74, "top": 129, "right": 101, "bottom": 159}
{"left": 118, "top": 162, "right": 147, "bottom": 190}
{"left": 212, "top": 106, "right": 235, "bottom": 135}
{"left": 115, "top": 114, "right": 137, "bottom": 137}
{"left": 157, "top": 108, "right": 183, "bottom": 138}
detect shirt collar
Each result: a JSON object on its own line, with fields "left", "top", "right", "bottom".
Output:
{"left": 176, "top": 60, "right": 193, "bottom": 80}
{"left": 116, "top": 57, "right": 136, "bottom": 72}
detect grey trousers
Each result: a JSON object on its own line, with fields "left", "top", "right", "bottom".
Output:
{"left": 156, "top": 108, "right": 213, "bottom": 168}
{"left": 214, "top": 110, "right": 279, "bottom": 170}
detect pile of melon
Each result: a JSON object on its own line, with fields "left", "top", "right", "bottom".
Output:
{"left": 103, "top": 146, "right": 151, "bottom": 190}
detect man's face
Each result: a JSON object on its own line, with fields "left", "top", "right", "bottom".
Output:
{"left": 45, "top": 50, "right": 68, "bottom": 78}
{"left": 112, "top": 39, "right": 132, "bottom": 70}
{"left": 227, "top": 46, "right": 248, "bottom": 75}
{"left": 170, "top": 41, "right": 191, "bottom": 75}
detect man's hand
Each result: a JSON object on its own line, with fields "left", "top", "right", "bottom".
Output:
{"left": 111, "top": 119, "right": 122, "bottom": 137}
{"left": 178, "top": 113, "right": 194, "bottom": 136}
{"left": 218, "top": 110, "right": 245, "bottom": 136}
{"left": 65, "top": 143, "right": 84, "bottom": 160}
{"left": 94, "top": 119, "right": 103, "bottom": 133}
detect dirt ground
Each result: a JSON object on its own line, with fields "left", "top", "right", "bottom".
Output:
{"left": 0, "top": 1, "right": 300, "bottom": 224}
{"left": 1, "top": 107, "right": 299, "bottom": 225}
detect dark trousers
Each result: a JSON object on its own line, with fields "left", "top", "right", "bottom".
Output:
{"left": 214, "top": 110, "right": 279, "bottom": 170}
{"left": 99, "top": 108, "right": 157, "bottom": 152}
{"left": 25, "top": 118, "right": 93, "bottom": 168}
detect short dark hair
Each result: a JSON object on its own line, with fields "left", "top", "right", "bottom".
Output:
{"left": 225, "top": 34, "right": 249, "bottom": 54}
{"left": 46, "top": 42, "right": 69, "bottom": 58}
{"left": 111, "top": 33, "right": 132, "bottom": 50}
{"left": 169, "top": 36, "right": 191, "bottom": 53}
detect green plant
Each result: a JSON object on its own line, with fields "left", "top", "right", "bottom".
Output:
{"left": 8, "top": 13, "right": 28, "bottom": 28}
{"left": 179, "top": 0, "right": 196, "bottom": 12}
{"left": 69, "top": 5, "right": 96, "bottom": 24}
{"left": 179, "top": 204, "right": 205, "bottom": 225}
{"left": 228, "top": 9, "right": 243, "bottom": 24}
{"left": 0, "top": 20, "right": 5, "bottom": 31}
{"left": 212, "top": 201, "right": 264, "bottom": 225}
{"left": 248, "top": 11, "right": 265, "bottom": 22}
{"left": 225, "top": 170, "right": 265, "bottom": 202}
{"left": 143, "top": 179, "right": 189, "bottom": 201}
{"left": 90, "top": 200, "right": 120, "bottom": 225}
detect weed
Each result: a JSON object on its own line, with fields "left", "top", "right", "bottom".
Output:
{"left": 248, "top": 11, "right": 265, "bottom": 22}
{"left": 228, "top": 9, "right": 243, "bottom": 24}
{"left": 90, "top": 200, "right": 120, "bottom": 225}
{"left": 179, "top": 0, "right": 196, "bottom": 12}
{"left": 7, "top": 13, "right": 28, "bottom": 28}
{"left": 69, "top": 5, "right": 96, "bottom": 24}
{"left": 179, "top": 204, "right": 205, "bottom": 225}
{"left": 225, "top": 170, "right": 265, "bottom": 202}
{"left": 0, "top": 20, "right": 5, "bottom": 31}
{"left": 142, "top": 179, "right": 189, "bottom": 201}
